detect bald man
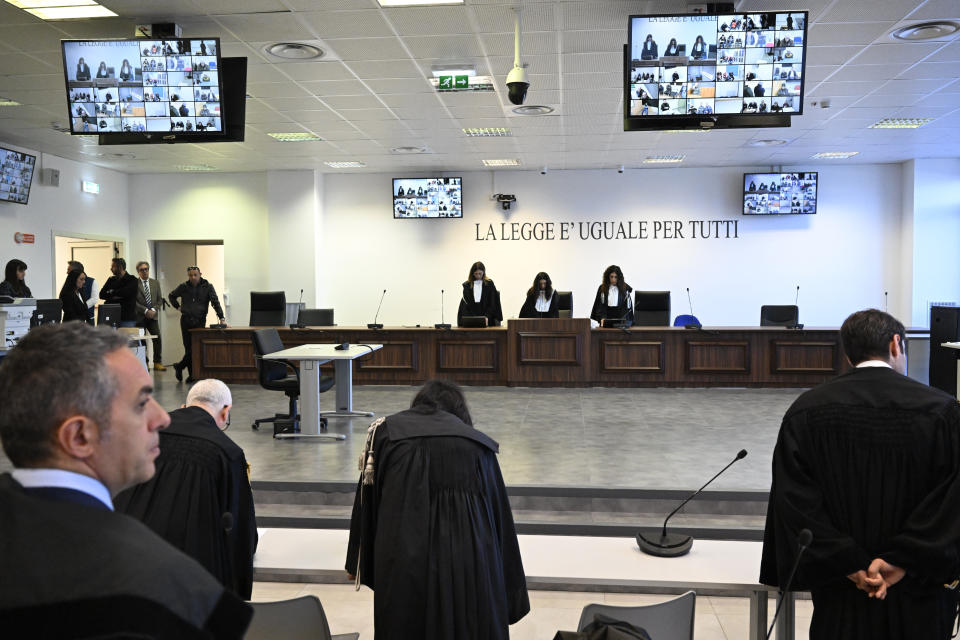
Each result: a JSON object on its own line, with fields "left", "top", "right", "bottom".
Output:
{"left": 115, "top": 379, "right": 258, "bottom": 599}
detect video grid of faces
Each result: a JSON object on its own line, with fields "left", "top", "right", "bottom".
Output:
{"left": 63, "top": 39, "right": 222, "bottom": 134}
{"left": 743, "top": 172, "right": 817, "bottom": 215}
{"left": 0, "top": 149, "right": 35, "bottom": 205}
{"left": 394, "top": 178, "right": 462, "bottom": 219}
{"left": 629, "top": 13, "right": 804, "bottom": 117}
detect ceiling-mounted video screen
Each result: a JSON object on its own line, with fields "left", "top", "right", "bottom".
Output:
{"left": 393, "top": 177, "right": 462, "bottom": 219}
{"left": 61, "top": 38, "right": 224, "bottom": 135}
{"left": 743, "top": 172, "right": 817, "bottom": 215}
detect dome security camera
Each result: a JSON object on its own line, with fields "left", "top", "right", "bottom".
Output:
{"left": 540, "top": 166, "right": 548, "bottom": 175}
{"left": 618, "top": 165, "right": 625, "bottom": 174}
{"left": 506, "top": 65, "right": 529, "bottom": 106}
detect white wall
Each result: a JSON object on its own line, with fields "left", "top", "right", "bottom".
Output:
{"left": 320, "top": 165, "right": 904, "bottom": 327}
{"left": 0, "top": 144, "right": 128, "bottom": 299}
{"left": 266, "top": 170, "right": 319, "bottom": 307}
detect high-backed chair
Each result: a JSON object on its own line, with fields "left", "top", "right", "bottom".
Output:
{"left": 298, "top": 308, "right": 335, "bottom": 326}
{"left": 577, "top": 591, "right": 695, "bottom": 640}
{"left": 251, "top": 328, "right": 333, "bottom": 436}
{"left": 673, "top": 314, "right": 701, "bottom": 327}
{"left": 556, "top": 291, "right": 573, "bottom": 318}
{"left": 760, "top": 304, "right": 799, "bottom": 327}
{"left": 633, "top": 291, "right": 671, "bottom": 326}
{"left": 249, "top": 291, "right": 286, "bottom": 326}
{"left": 246, "top": 595, "right": 359, "bottom": 640}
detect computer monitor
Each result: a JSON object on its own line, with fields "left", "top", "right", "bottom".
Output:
{"left": 97, "top": 303, "right": 121, "bottom": 328}
{"left": 31, "top": 299, "right": 62, "bottom": 327}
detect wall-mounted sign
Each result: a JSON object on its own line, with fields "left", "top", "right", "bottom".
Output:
{"left": 82, "top": 180, "right": 100, "bottom": 195}
{"left": 13, "top": 232, "right": 35, "bottom": 244}
{"left": 431, "top": 75, "right": 494, "bottom": 92}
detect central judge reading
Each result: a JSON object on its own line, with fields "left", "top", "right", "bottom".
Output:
{"left": 518, "top": 271, "right": 559, "bottom": 318}
{"left": 457, "top": 261, "right": 503, "bottom": 327}
{"left": 591, "top": 264, "right": 634, "bottom": 327}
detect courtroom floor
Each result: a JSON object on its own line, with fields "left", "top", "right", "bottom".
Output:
{"left": 0, "top": 370, "right": 805, "bottom": 491}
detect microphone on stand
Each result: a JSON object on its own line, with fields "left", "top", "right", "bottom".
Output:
{"left": 788, "top": 285, "right": 804, "bottom": 330}
{"left": 637, "top": 449, "right": 748, "bottom": 557}
{"left": 885, "top": 291, "right": 888, "bottom": 313}
{"left": 289, "top": 288, "right": 305, "bottom": 329}
{"left": 367, "top": 289, "right": 386, "bottom": 330}
{"left": 795, "top": 285, "right": 800, "bottom": 306}
{"left": 766, "top": 529, "right": 813, "bottom": 640}
{"left": 684, "top": 287, "right": 702, "bottom": 329}
{"left": 435, "top": 289, "right": 452, "bottom": 329}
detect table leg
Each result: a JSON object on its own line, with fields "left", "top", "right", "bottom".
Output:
{"left": 749, "top": 590, "right": 768, "bottom": 640}
{"left": 776, "top": 591, "right": 795, "bottom": 640}
{"left": 320, "top": 359, "right": 374, "bottom": 418}
{"left": 274, "top": 360, "right": 344, "bottom": 441}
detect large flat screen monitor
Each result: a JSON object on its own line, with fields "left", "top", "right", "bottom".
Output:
{"left": 393, "top": 177, "right": 462, "bottom": 218}
{"left": 743, "top": 171, "right": 818, "bottom": 215}
{"left": 0, "top": 146, "right": 36, "bottom": 205}
{"left": 62, "top": 38, "right": 224, "bottom": 136}
{"left": 626, "top": 11, "right": 807, "bottom": 130}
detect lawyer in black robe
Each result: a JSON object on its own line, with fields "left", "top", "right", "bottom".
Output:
{"left": 346, "top": 381, "right": 530, "bottom": 639}
{"left": 0, "top": 474, "right": 251, "bottom": 638}
{"left": 760, "top": 365, "right": 960, "bottom": 640}
{"left": 115, "top": 406, "right": 258, "bottom": 599}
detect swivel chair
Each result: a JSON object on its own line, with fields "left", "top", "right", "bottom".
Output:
{"left": 297, "top": 308, "right": 335, "bottom": 326}
{"left": 556, "top": 291, "right": 573, "bottom": 318}
{"left": 633, "top": 291, "right": 671, "bottom": 326}
{"left": 577, "top": 591, "right": 695, "bottom": 640}
{"left": 246, "top": 595, "right": 359, "bottom": 640}
{"left": 760, "top": 305, "right": 799, "bottom": 327}
{"left": 251, "top": 328, "right": 333, "bottom": 437}
{"left": 673, "top": 314, "right": 701, "bottom": 328}
{"left": 249, "top": 291, "right": 286, "bottom": 326}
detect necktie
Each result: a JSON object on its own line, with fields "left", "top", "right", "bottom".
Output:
{"left": 142, "top": 280, "right": 152, "bottom": 308}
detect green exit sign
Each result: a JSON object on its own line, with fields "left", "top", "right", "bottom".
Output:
{"left": 454, "top": 75, "right": 468, "bottom": 88}
{"left": 437, "top": 75, "right": 471, "bottom": 91}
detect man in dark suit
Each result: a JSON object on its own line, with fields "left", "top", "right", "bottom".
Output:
{"left": 761, "top": 309, "right": 960, "bottom": 640}
{"left": 0, "top": 323, "right": 251, "bottom": 637}
{"left": 134, "top": 260, "right": 165, "bottom": 371}
{"left": 100, "top": 257, "right": 139, "bottom": 327}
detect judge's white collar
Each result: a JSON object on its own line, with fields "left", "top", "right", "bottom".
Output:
{"left": 11, "top": 467, "right": 113, "bottom": 510}
{"left": 856, "top": 360, "right": 892, "bottom": 369}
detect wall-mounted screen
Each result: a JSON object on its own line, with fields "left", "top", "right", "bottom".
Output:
{"left": 0, "top": 146, "right": 36, "bottom": 205}
{"left": 743, "top": 172, "right": 817, "bottom": 215}
{"left": 626, "top": 12, "right": 807, "bottom": 128}
{"left": 61, "top": 38, "right": 224, "bottom": 135}
{"left": 393, "top": 177, "right": 462, "bottom": 218}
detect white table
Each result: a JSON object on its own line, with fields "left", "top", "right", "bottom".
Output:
{"left": 263, "top": 343, "right": 383, "bottom": 440}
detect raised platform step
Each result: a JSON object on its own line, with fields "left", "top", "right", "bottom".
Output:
{"left": 252, "top": 481, "right": 770, "bottom": 541}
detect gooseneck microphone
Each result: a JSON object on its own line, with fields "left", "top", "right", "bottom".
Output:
{"left": 637, "top": 449, "right": 748, "bottom": 557}
{"left": 788, "top": 285, "right": 804, "bottom": 330}
{"left": 766, "top": 529, "right": 813, "bottom": 640}
{"left": 685, "top": 287, "right": 702, "bottom": 329}
{"left": 290, "top": 289, "right": 306, "bottom": 329}
{"left": 794, "top": 285, "right": 800, "bottom": 306}
{"left": 435, "top": 289, "right": 452, "bottom": 330}
{"left": 885, "top": 291, "right": 888, "bottom": 313}
{"left": 367, "top": 289, "right": 386, "bottom": 330}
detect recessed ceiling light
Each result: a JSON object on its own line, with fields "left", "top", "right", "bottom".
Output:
{"left": 177, "top": 164, "right": 215, "bottom": 172}
{"left": 747, "top": 139, "right": 788, "bottom": 147}
{"left": 268, "top": 132, "right": 324, "bottom": 142}
{"left": 643, "top": 155, "right": 685, "bottom": 164}
{"left": 812, "top": 151, "right": 859, "bottom": 159}
{"left": 463, "top": 127, "right": 511, "bottom": 137}
{"left": 430, "top": 64, "right": 476, "bottom": 78}
{"left": 21, "top": 4, "right": 116, "bottom": 19}
{"left": 378, "top": 0, "right": 463, "bottom": 6}
{"left": 7, "top": 0, "right": 95, "bottom": 6}
{"left": 869, "top": 118, "right": 934, "bottom": 129}
{"left": 512, "top": 105, "right": 554, "bottom": 116}
{"left": 324, "top": 161, "right": 366, "bottom": 168}
{"left": 264, "top": 42, "right": 324, "bottom": 60}
{"left": 390, "top": 146, "right": 428, "bottom": 154}
{"left": 891, "top": 21, "right": 959, "bottom": 41}
{"left": 0, "top": 97, "right": 21, "bottom": 106}
{"left": 481, "top": 159, "right": 521, "bottom": 167}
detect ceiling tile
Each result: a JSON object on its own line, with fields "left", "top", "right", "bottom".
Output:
{"left": 300, "top": 10, "right": 394, "bottom": 39}
{"left": 328, "top": 37, "right": 410, "bottom": 61}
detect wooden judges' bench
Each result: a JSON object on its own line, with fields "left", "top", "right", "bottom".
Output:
{"left": 191, "top": 319, "right": 850, "bottom": 387}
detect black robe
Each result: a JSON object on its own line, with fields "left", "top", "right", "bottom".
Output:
{"left": 518, "top": 290, "right": 559, "bottom": 319}
{"left": 457, "top": 279, "right": 503, "bottom": 327}
{"left": 760, "top": 366, "right": 960, "bottom": 640}
{"left": 60, "top": 289, "right": 87, "bottom": 322}
{"left": 590, "top": 285, "right": 633, "bottom": 326}
{"left": 115, "top": 406, "right": 258, "bottom": 599}
{"left": 346, "top": 408, "right": 530, "bottom": 639}
{"left": 0, "top": 474, "right": 251, "bottom": 638}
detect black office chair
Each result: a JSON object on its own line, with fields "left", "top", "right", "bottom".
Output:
{"left": 246, "top": 595, "right": 359, "bottom": 640}
{"left": 760, "top": 304, "right": 799, "bottom": 327}
{"left": 249, "top": 291, "right": 286, "bottom": 326}
{"left": 634, "top": 291, "right": 671, "bottom": 326}
{"left": 556, "top": 291, "right": 573, "bottom": 318}
{"left": 298, "top": 308, "right": 335, "bottom": 326}
{"left": 251, "top": 328, "right": 333, "bottom": 437}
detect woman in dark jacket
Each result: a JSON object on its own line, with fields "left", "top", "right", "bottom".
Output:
{"left": 0, "top": 259, "right": 32, "bottom": 298}
{"left": 590, "top": 264, "right": 633, "bottom": 327}
{"left": 457, "top": 261, "right": 502, "bottom": 327}
{"left": 59, "top": 269, "right": 89, "bottom": 323}
{"left": 518, "top": 271, "right": 559, "bottom": 319}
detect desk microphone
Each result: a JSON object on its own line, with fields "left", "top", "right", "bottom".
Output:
{"left": 885, "top": 291, "right": 888, "bottom": 313}
{"left": 788, "top": 286, "right": 804, "bottom": 330}
{"left": 435, "top": 289, "right": 452, "bottom": 329}
{"left": 289, "top": 289, "right": 306, "bottom": 329}
{"left": 766, "top": 529, "right": 813, "bottom": 640}
{"left": 685, "top": 287, "right": 702, "bottom": 329}
{"left": 367, "top": 289, "right": 386, "bottom": 330}
{"left": 794, "top": 285, "right": 800, "bottom": 306}
{"left": 637, "top": 449, "right": 748, "bottom": 557}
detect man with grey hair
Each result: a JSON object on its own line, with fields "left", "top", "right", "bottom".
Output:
{"left": 116, "top": 378, "right": 258, "bottom": 599}
{"left": 0, "top": 323, "right": 251, "bottom": 637}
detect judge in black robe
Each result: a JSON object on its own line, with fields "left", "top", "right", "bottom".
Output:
{"left": 457, "top": 260, "right": 503, "bottom": 327}
{"left": 590, "top": 264, "right": 633, "bottom": 326}
{"left": 761, "top": 309, "right": 960, "bottom": 640}
{"left": 0, "top": 474, "right": 251, "bottom": 638}
{"left": 115, "top": 399, "right": 258, "bottom": 599}
{"left": 346, "top": 380, "right": 530, "bottom": 639}
{"left": 518, "top": 271, "right": 559, "bottom": 318}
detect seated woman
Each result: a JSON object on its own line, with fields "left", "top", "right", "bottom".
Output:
{"left": 457, "top": 261, "right": 502, "bottom": 327}
{"left": 590, "top": 265, "right": 633, "bottom": 327}
{"left": 664, "top": 38, "right": 680, "bottom": 57}
{"left": 59, "top": 269, "right": 89, "bottom": 323}
{"left": 0, "top": 259, "right": 32, "bottom": 298}
{"left": 518, "top": 272, "right": 559, "bottom": 319}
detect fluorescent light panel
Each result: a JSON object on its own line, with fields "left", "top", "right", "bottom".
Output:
{"left": 869, "top": 118, "right": 934, "bottom": 129}
{"left": 324, "top": 161, "right": 366, "bottom": 168}
{"left": 0, "top": 98, "right": 21, "bottom": 106}
{"left": 176, "top": 164, "right": 215, "bottom": 172}
{"left": 268, "top": 132, "right": 324, "bottom": 142}
{"left": 378, "top": 0, "right": 463, "bottom": 6}
{"left": 812, "top": 151, "right": 859, "bottom": 159}
{"left": 481, "top": 159, "right": 521, "bottom": 167}
{"left": 463, "top": 127, "right": 511, "bottom": 137}
{"left": 643, "top": 155, "right": 685, "bottom": 164}
{"left": 6, "top": 0, "right": 94, "bottom": 7}
{"left": 25, "top": 5, "right": 116, "bottom": 18}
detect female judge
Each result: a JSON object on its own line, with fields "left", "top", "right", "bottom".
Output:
{"left": 96, "top": 61, "right": 110, "bottom": 79}
{"left": 75, "top": 57, "right": 91, "bottom": 81}
{"left": 518, "top": 272, "right": 558, "bottom": 319}
{"left": 457, "top": 261, "right": 502, "bottom": 327}
{"left": 59, "top": 269, "right": 89, "bottom": 323}
{"left": 640, "top": 34, "right": 658, "bottom": 60}
{"left": 664, "top": 38, "right": 680, "bottom": 57}
{"left": 691, "top": 35, "right": 707, "bottom": 59}
{"left": 0, "top": 259, "right": 32, "bottom": 298}
{"left": 119, "top": 59, "right": 133, "bottom": 81}
{"left": 590, "top": 265, "right": 633, "bottom": 327}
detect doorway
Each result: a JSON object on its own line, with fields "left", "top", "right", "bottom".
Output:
{"left": 52, "top": 234, "right": 124, "bottom": 305}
